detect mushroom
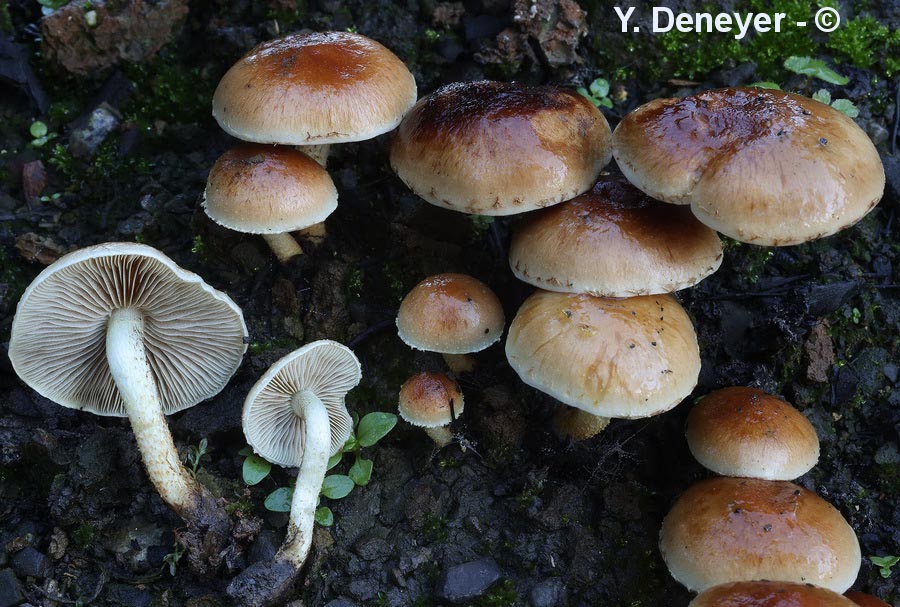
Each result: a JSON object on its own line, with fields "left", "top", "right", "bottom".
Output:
{"left": 691, "top": 581, "right": 858, "bottom": 606}
{"left": 505, "top": 290, "right": 700, "bottom": 439}
{"left": 509, "top": 179, "right": 723, "bottom": 297}
{"left": 203, "top": 143, "right": 338, "bottom": 263}
{"left": 612, "top": 87, "right": 885, "bottom": 245}
{"left": 396, "top": 273, "right": 505, "bottom": 374}
{"left": 8, "top": 243, "right": 247, "bottom": 572}
{"left": 398, "top": 371, "right": 464, "bottom": 448}
{"left": 659, "top": 477, "right": 861, "bottom": 593}
{"left": 844, "top": 591, "right": 892, "bottom": 607}
{"left": 228, "top": 340, "right": 361, "bottom": 607}
{"left": 390, "top": 80, "right": 612, "bottom": 215}
{"left": 685, "top": 386, "right": 820, "bottom": 480}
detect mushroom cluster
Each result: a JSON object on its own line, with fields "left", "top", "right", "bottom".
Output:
{"left": 660, "top": 387, "right": 861, "bottom": 596}
{"left": 205, "top": 31, "right": 417, "bottom": 263}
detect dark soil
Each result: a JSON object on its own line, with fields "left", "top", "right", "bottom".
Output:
{"left": 1, "top": 1, "right": 899, "bottom": 606}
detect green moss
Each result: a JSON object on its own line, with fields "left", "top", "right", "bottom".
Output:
{"left": 347, "top": 267, "right": 364, "bottom": 301}
{"left": 122, "top": 52, "right": 215, "bottom": 126}
{"left": 474, "top": 579, "right": 518, "bottom": 606}
{"left": 72, "top": 523, "right": 96, "bottom": 548}
{"left": 827, "top": 15, "right": 900, "bottom": 75}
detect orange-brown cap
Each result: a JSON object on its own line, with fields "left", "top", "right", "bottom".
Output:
{"left": 398, "top": 372, "right": 464, "bottom": 428}
{"left": 659, "top": 477, "right": 861, "bottom": 593}
{"left": 613, "top": 87, "right": 884, "bottom": 245}
{"left": 686, "top": 387, "right": 820, "bottom": 480}
{"left": 509, "top": 180, "right": 723, "bottom": 297}
{"left": 505, "top": 291, "right": 699, "bottom": 418}
{"left": 390, "top": 80, "right": 612, "bottom": 215}
{"left": 213, "top": 31, "right": 417, "bottom": 145}
{"left": 203, "top": 144, "right": 337, "bottom": 234}
{"left": 691, "top": 581, "right": 857, "bottom": 607}
{"left": 844, "top": 591, "right": 892, "bottom": 607}
{"left": 396, "top": 273, "right": 505, "bottom": 354}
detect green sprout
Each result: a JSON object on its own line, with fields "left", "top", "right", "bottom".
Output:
{"left": 576, "top": 78, "right": 614, "bottom": 109}
{"left": 28, "top": 121, "right": 58, "bottom": 148}
{"left": 243, "top": 412, "right": 397, "bottom": 526}
{"left": 871, "top": 555, "right": 899, "bottom": 578}
{"left": 162, "top": 542, "right": 185, "bottom": 576}
{"left": 750, "top": 57, "right": 858, "bottom": 118}
{"left": 185, "top": 438, "right": 208, "bottom": 479}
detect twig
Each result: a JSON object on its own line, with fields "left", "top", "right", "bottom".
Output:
{"left": 348, "top": 317, "right": 394, "bottom": 349}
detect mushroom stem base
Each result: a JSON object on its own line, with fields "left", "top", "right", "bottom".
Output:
{"left": 263, "top": 233, "right": 304, "bottom": 264}
{"left": 425, "top": 425, "right": 454, "bottom": 448}
{"left": 296, "top": 222, "right": 328, "bottom": 247}
{"left": 443, "top": 353, "right": 475, "bottom": 375}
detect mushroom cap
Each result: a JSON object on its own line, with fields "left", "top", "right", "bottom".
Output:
{"left": 613, "top": 87, "right": 885, "bottom": 245}
{"left": 242, "top": 340, "right": 361, "bottom": 467}
{"left": 390, "top": 80, "right": 612, "bottom": 216}
{"left": 212, "top": 31, "right": 417, "bottom": 145}
{"left": 203, "top": 144, "right": 338, "bottom": 234}
{"left": 505, "top": 291, "right": 699, "bottom": 418}
{"left": 659, "top": 477, "right": 861, "bottom": 593}
{"left": 686, "top": 387, "right": 820, "bottom": 480}
{"left": 9, "top": 243, "right": 248, "bottom": 417}
{"left": 509, "top": 180, "right": 723, "bottom": 297}
{"left": 844, "top": 591, "right": 892, "bottom": 607}
{"left": 398, "top": 372, "right": 464, "bottom": 428}
{"left": 396, "top": 273, "right": 505, "bottom": 355}
{"left": 691, "top": 581, "right": 858, "bottom": 607}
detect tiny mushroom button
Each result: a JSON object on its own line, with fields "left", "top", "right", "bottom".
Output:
{"left": 398, "top": 371, "right": 465, "bottom": 448}
{"left": 9, "top": 242, "right": 247, "bottom": 572}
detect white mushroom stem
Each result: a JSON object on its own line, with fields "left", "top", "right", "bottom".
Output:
{"left": 262, "top": 233, "right": 304, "bottom": 264}
{"left": 106, "top": 307, "right": 200, "bottom": 514}
{"left": 424, "top": 425, "right": 453, "bottom": 448}
{"left": 280, "top": 389, "right": 331, "bottom": 567}
{"left": 443, "top": 353, "right": 475, "bottom": 375}
{"left": 295, "top": 144, "right": 331, "bottom": 168}
{"left": 552, "top": 407, "right": 611, "bottom": 441}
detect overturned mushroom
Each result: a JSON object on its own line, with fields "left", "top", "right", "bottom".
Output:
{"left": 9, "top": 243, "right": 248, "bottom": 573}
{"left": 228, "top": 340, "right": 361, "bottom": 606}
{"left": 398, "top": 371, "right": 464, "bottom": 448}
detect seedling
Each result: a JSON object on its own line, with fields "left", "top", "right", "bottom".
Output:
{"left": 577, "top": 78, "right": 614, "bottom": 109}
{"left": 749, "top": 57, "right": 859, "bottom": 118}
{"left": 28, "top": 121, "right": 57, "bottom": 148}
{"left": 162, "top": 542, "right": 185, "bottom": 576}
{"left": 871, "top": 555, "right": 899, "bottom": 578}
{"left": 185, "top": 438, "right": 208, "bottom": 479}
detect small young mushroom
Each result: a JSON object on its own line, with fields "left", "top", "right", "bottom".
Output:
{"left": 691, "top": 581, "right": 858, "bottom": 607}
{"left": 398, "top": 372, "right": 464, "bottom": 448}
{"left": 659, "top": 477, "right": 861, "bottom": 593}
{"left": 686, "top": 386, "right": 820, "bottom": 480}
{"left": 9, "top": 243, "right": 247, "bottom": 573}
{"left": 396, "top": 273, "right": 505, "bottom": 374}
{"left": 204, "top": 144, "right": 338, "bottom": 264}
{"left": 228, "top": 340, "right": 361, "bottom": 607}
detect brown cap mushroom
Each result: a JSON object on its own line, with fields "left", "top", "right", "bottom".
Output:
{"left": 213, "top": 31, "right": 416, "bottom": 147}
{"left": 398, "top": 371, "right": 464, "bottom": 447}
{"left": 231, "top": 340, "right": 361, "bottom": 605}
{"left": 659, "top": 477, "right": 861, "bottom": 593}
{"left": 396, "top": 273, "right": 505, "bottom": 373}
{"left": 390, "top": 80, "right": 612, "bottom": 215}
{"left": 686, "top": 387, "right": 820, "bottom": 480}
{"left": 509, "top": 179, "right": 723, "bottom": 297}
{"left": 9, "top": 243, "right": 247, "bottom": 566}
{"left": 203, "top": 144, "right": 337, "bottom": 263}
{"left": 691, "top": 581, "right": 858, "bottom": 607}
{"left": 844, "top": 591, "right": 892, "bottom": 607}
{"left": 613, "top": 87, "right": 885, "bottom": 245}
{"left": 505, "top": 290, "right": 700, "bottom": 419}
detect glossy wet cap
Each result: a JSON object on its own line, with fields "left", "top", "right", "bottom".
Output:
{"left": 213, "top": 31, "right": 417, "bottom": 145}
{"left": 390, "top": 80, "right": 612, "bottom": 215}
{"left": 844, "top": 591, "right": 892, "bottom": 607}
{"left": 691, "top": 581, "right": 858, "bottom": 607}
{"left": 505, "top": 291, "right": 699, "bottom": 418}
{"left": 9, "top": 243, "right": 248, "bottom": 416}
{"left": 396, "top": 273, "right": 505, "bottom": 354}
{"left": 242, "top": 340, "right": 362, "bottom": 467}
{"left": 509, "top": 180, "right": 723, "bottom": 297}
{"left": 398, "top": 372, "right": 464, "bottom": 428}
{"left": 686, "top": 387, "right": 820, "bottom": 480}
{"left": 659, "top": 477, "right": 861, "bottom": 593}
{"left": 613, "top": 87, "right": 885, "bottom": 245}
{"left": 203, "top": 144, "right": 338, "bottom": 234}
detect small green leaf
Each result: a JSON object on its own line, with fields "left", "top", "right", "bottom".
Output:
{"left": 349, "top": 457, "right": 373, "bottom": 486}
{"left": 830, "top": 98, "right": 859, "bottom": 118}
{"left": 264, "top": 487, "right": 293, "bottom": 512}
{"left": 783, "top": 56, "right": 848, "bottom": 85}
{"left": 749, "top": 81, "right": 781, "bottom": 90}
{"left": 315, "top": 506, "right": 334, "bottom": 526}
{"left": 327, "top": 452, "right": 343, "bottom": 470}
{"left": 242, "top": 455, "right": 272, "bottom": 485}
{"left": 29, "top": 121, "right": 48, "bottom": 139}
{"left": 870, "top": 555, "right": 899, "bottom": 578}
{"left": 598, "top": 97, "right": 614, "bottom": 109}
{"left": 343, "top": 432, "right": 358, "bottom": 452}
{"left": 321, "top": 475, "right": 354, "bottom": 499}
{"left": 238, "top": 446, "right": 254, "bottom": 456}
{"left": 812, "top": 89, "right": 831, "bottom": 105}
{"left": 576, "top": 87, "right": 590, "bottom": 99}
{"left": 357, "top": 412, "right": 397, "bottom": 447}
{"left": 589, "top": 78, "right": 610, "bottom": 99}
